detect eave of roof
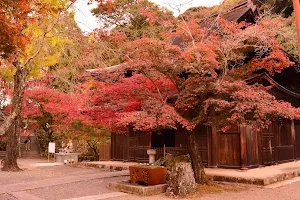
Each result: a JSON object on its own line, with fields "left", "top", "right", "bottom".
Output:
{"left": 204, "top": 0, "right": 257, "bottom": 22}
{"left": 246, "top": 72, "right": 300, "bottom": 99}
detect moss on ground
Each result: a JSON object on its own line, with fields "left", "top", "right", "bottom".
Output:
{"left": 195, "top": 182, "right": 245, "bottom": 197}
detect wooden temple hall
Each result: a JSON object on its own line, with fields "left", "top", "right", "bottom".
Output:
{"left": 110, "top": 120, "right": 300, "bottom": 169}
{"left": 107, "top": 0, "right": 300, "bottom": 169}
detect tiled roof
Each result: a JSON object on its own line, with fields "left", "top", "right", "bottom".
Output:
{"left": 203, "top": 0, "right": 257, "bottom": 24}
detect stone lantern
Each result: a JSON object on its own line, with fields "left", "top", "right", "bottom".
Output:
{"left": 147, "top": 149, "right": 156, "bottom": 164}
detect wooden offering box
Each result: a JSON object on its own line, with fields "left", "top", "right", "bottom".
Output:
{"left": 129, "top": 165, "right": 166, "bottom": 186}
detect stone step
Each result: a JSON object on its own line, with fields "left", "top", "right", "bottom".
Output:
{"left": 21, "top": 156, "right": 41, "bottom": 159}
{"left": 21, "top": 152, "right": 40, "bottom": 156}
{"left": 21, "top": 148, "right": 38, "bottom": 151}
{"left": 21, "top": 146, "right": 38, "bottom": 149}
{"left": 108, "top": 182, "right": 167, "bottom": 196}
{"left": 21, "top": 141, "right": 38, "bottom": 144}
{"left": 20, "top": 137, "right": 38, "bottom": 143}
{"left": 21, "top": 149, "right": 39, "bottom": 154}
{"left": 22, "top": 152, "right": 39, "bottom": 155}
{"left": 21, "top": 154, "right": 40, "bottom": 156}
{"left": 21, "top": 144, "right": 38, "bottom": 147}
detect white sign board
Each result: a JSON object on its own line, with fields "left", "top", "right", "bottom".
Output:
{"left": 48, "top": 142, "right": 55, "bottom": 153}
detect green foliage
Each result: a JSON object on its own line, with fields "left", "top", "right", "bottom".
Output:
{"left": 275, "top": 16, "right": 298, "bottom": 58}
{"left": 70, "top": 121, "right": 111, "bottom": 144}
{"left": 184, "top": 0, "right": 294, "bottom": 19}
{"left": 260, "top": 14, "right": 298, "bottom": 58}
{"left": 0, "top": 65, "right": 16, "bottom": 81}
{"left": 254, "top": 0, "right": 293, "bottom": 17}
{"left": 23, "top": 13, "right": 80, "bottom": 78}
{"left": 211, "top": 0, "right": 245, "bottom": 13}
{"left": 91, "top": 0, "right": 174, "bottom": 40}
{"left": 65, "top": 121, "right": 110, "bottom": 160}
{"left": 36, "top": 129, "right": 59, "bottom": 155}
{"left": 183, "top": 0, "right": 245, "bottom": 19}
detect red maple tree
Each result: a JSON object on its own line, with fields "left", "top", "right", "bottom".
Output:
{"left": 21, "top": 15, "right": 300, "bottom": 183}
{"left": 85, "top": 17, "right": 298, "bottom": 183}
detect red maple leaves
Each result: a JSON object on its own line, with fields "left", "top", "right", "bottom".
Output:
{"left": 19, "top": 16, "right": 300, "bottom": 134}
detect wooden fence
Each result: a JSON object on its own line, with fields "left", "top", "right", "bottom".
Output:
{"left": 99, "top": 144, "right": 111, "bottom": 161}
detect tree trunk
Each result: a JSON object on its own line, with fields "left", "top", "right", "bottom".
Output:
{"left": 187, "top": 130, "right": 206, "bottom": 184}
{"left": 2, "top": 116, "right": 22, "bottom": 171}
{"left": 2, "top": 65, "right": 26, "bottom": 171}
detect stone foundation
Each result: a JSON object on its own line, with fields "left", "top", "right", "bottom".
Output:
{"left": 108, "top": 181, "right": 167, "bottom": 196}
{"left": 55, "top": 153, "right": 80, "bottom": 164}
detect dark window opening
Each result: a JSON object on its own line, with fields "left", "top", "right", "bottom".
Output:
{"left": 151, "top": 129, "right": 175, "bottom": 148}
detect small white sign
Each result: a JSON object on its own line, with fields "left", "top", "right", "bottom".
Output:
{"left": 48, "top": 142, "right": 55, "bottom": 153}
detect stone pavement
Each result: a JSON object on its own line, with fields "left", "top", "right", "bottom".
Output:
{"left": 4, "top": 159, "right": 300, "bottom": 200}
{"left": 0, "top": 170, "right": 128, "bottom": 194}
{"left": 0, "top": 159, "right": 129, "bottom": 200}
{"left": 80, "top": 160, "right": 300, "bottom": 186}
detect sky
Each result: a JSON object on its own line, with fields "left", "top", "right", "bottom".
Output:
{"left": 74, "top": 0, "right": 224, "bottom": 32}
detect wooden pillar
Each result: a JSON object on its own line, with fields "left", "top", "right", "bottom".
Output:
{"left": 207, "top": 126, "right": 212, "bottom": 167}
{"left": 291, "top": 120, "right": 297, "bottom": 159}
{"left": 240, "top": 125, "right": 248, "bottom": 170}
{"left": 211, "top": 126, "right": 218, "bottom": 168}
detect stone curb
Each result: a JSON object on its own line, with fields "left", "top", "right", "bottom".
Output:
{"left": 210, "top": 169, "right": 300, "bottom": 186}
{"left": 75, "top": 162, "right": 128, "bottom": 171}
{"left": 108, "top": 181, "right": 168, "bottom": 196}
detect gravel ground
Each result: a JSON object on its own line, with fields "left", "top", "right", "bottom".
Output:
{"left": 3, "top": 159, "right": 300, "bottom": 200}
{"left": 0, "top": 159, "right": 128, "bottom": 200}
{"left": 0, "top": 164, "right": 111, "bottom": 185}
{"left": 26, "top": 177, "right": 128, "bottom": 200}
{"left": 0, "top": 194, "right": 16, "bottom": 200}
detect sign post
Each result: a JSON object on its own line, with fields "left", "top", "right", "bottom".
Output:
{"left": 48, "top": 142, "right": 56, "bottom": 162}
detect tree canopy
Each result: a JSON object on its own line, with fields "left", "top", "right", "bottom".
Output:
{"left": 184, "top": 0, "right": 294, "bottom": 19}
{"left": 91, "top": 0, "right": 174, "bottom": 40}
{"left": 0, "top": 0, "right": 31, "bottom": 58}
{"left": 1, "top": 0, "right": 300, "bottom": 180}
